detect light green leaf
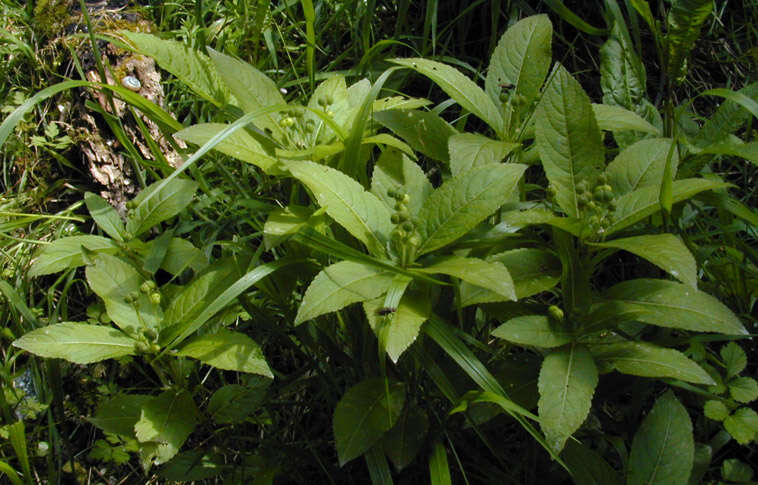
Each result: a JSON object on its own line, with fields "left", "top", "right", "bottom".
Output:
{"left": 665, "top": 0, "right": 714, "bottom": 83}
{"left": 207, "top": 381, "right": 268, "bottom": 425}
{"left": 390, "top": 58, "right": 504, "bottom": 134}
{"left": 416, "top": 163, "right": 526, "bottom": 256}
{"left": 134, "top": 390, "right": 199, "bottom": 466}
{"left": 174, "top": 123, "right": 279, "bottom": 173}
{"left": 699, "top": 140, "right": 758, "bottom": 166}
{"left": 287, "top": 161, "right": 392, "bottom": 255}
{"left": 373, "top": 96, "right": 432, "bottom": 112}
{"left": 561, "top": 440, "right": 623, "bottom": 485}
{"left": 600, "top": 21, "right": 647, "bottom": 109}
{"left": 538, "top": 344, "right": 598, "bottom": 452}
{"left": 370, "top": 149, "right": 433, "bottom": 217}
{"left": 606, "top": 138, "right": 677, "bottom": 196}
{"left": 724, "top": 407, "right": 758, "bottom": 445}
{"left": 703, "top": 400, "right": 728, "bottom": 421}
{"left": 373, "top": 109, "right": 457, "bottom": 164}
{"left": 492, "top": 315, "right": 571, "bottom": 348}
{"left": 606, "top": 178, "right": 730, "bottom": 236}
{"left": 728, "top": 377, "right": 758, "bottom": 404}
{"left": 0, "top": 460, "right": 23, "bottom": 485}
{"left": 592, "top": 104, "right": 660, "bottom": 135}
{"left": 364, "top": 292, "right": 429, "bottom": 363}
{"left": 263, "top": 205, "right": 314, "bottom": 250}
{"left": 628, "top": 390, "right": 694, "bottom": 485}
{"left": 600, "top": 278, "right": 747, "bottom": 335}
{"left": 160, "top": 237, "right": 208, "bottom": 274}
{"left": 306, "top": 75, "right": 350, "bottom": 143}
{"left": 721, "top": 342, "right": 747, "bottom": 379}
{"left": 448, "top": 133, "right": 518, "bottom": 177}
{"left": 89, "top": 394, "right": 153, "bottom": 436}
{"left": 485, "top": 15, "right": 552, "bottom": 107}
{"left": 417, "top": 257, "right": 516, "bottom": 301}
{"left": 28, "top": 235, "right": 119, "bottom": 277}
{"left": 120, "top": 31, "right": 228, "bottom": 106}
{"left": 207, "top": 48, "right": 285, "bottom": 138}
{"left": 589, "top": 234, "right": 697, "bottom": 287}
{"left": 429, "top": 441, "right": 452, "bottom": 485}
{"left": 176, "top": 328, "right": 272, "bottom": 377}
{"left": 497, "top": 208, "right": 586, "bottom": 237}
{"left": 85, "top": 192, "right": 125, "bottom": 241}
{"left": 333, "top": 378, "right": 405, "bottom": 466}
{"left": 126, "top": 178, "right": 199, "bottom": 237}
{"left": 12, "top": 323, "right": 136, "bottom": 363}
{"left": 694, "top": 83, "right": 758, "bottom": 147}
{"left": 296, "top": 261, "right": 396, "bottom": 325}
{"left": 382, "top": 402, "right": 428, "bottom": 471}
{"left": 86, "top": 253, "right": 163, "bottom": 335}
{"left": 535, "top": 64, "right": 604, "bottom": 217}
{"left": 459, "top": 248, "right": 561, "bottom": 306}
{"left": 588, "top": 339, "right": 714, "bottom": 384}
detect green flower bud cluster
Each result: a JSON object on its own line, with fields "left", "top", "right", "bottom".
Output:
{"left": 576, "top": 174, "right": 617, "bottom": 239}
{"left": 548, "top": 305, "right": 565, "bottom": 322}
{"left": 387, "top": 187, "right": 420, "bottom": 266}
{"left": 135, "top": 327, "right": 161, "bottom": 355}
{"left": 125, "top": 281, "right": 162, "bottom": 306}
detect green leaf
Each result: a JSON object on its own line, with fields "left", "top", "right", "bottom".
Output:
{"left": 0, "top": 460, "right": 23, "bottom": 485}
{"left": 85, "top": 192, "right": 126, "bottom": 241}
{"left": 723, "top": 407, "right": 758, "bottom": 445}
{"left": 207, "top": 382, "right": 268, "bottom": 425}
{"left": 538, "top": 344, "right": 598, "bottom": 452}
{"left": 89, "top": 394, "right": 153, "bottom": 436}
{"left": 542, "top": 0, "right": 607, "bottom": 35}
{"left": 120, "top": 31, "right": 228, "bottom": 106}
{"left": 306, "top": 75, "right": 350, "bottom": 143}
{"left": 158, "top": 451, "right": 225, "bottom": 481}
{"left": 417, "top": 257, "right": 516, "bottom": 300}
{"left": 174, "top": 123, "right": 279, "bottom": 173}
{"left": 607, "top": 178, "right": 730, "bottom": 236}
{"left": 694, "top": 83, "right": 758, "bottom": 147}
{"left": 364, "top": 292, "right": 429, "bottom": 363}
{"left": 459, "top": 248, "right": 561, "bottom": 306}
{"left": 296, "top": 261, "right": 396, "bottom": 325}
{"left": 448, "top": 133, "right": 518, "bottom": 177}
{"left": 627, "top": 391, "right": 694, "bottom": 485}
{"left": 535, "top": 64, "right": 604, "bottom": 217}
{"left": 703, "top": 400, "right": 729, "bottom": 421}
{"left": 665, "top": 0, "right": 714, "bottom": 83}
{"left": 429, "top": 442, "right": 452, "bottom": 485}
{"left": 606, "top": 138, "right": 678, "bottom": 197}
{"left": 333, "top": 378, "right": 405, "bottom": 466}
{"left": 561, "top": 440, "right": 623, "bottom": 485}
{"left": 415, "top": 163, "right": 526, "bottom": 256}
{"left": 263, "top": 205, "right": 314, "bottom": 250}
{"left": 28, "top": 235, "right": 119, "bottom": 277}
{"left": 600, "top": 278, "right": 747, "bottom": 335}
{"left": 728, "top": 377, "right": 758, "bottom": 404}
{"left": 134, "top": 390, "right": 199, "bottom": 466}
{"left": 589, "top": 234, "right": 697, "bottom": 287}
{"left": 600, "top": 21, "right": 647, "bottom": 109}
{"left": 160, "top": 237, "right": 208, "bottom": 274}
{"left": 126, "top": 178, "right": 199, "bottom": 237}
{"left": 12, "top": 323, "right": 136, "bottom": 363}
{"left": 373, "top": 109, "right": 457, "bottom": 164}
{"left": 163, "top": 266, "right": 231, "bottom": 338}
{"left": 370, "top": 148, "right": 433, "bottom": 217}
{"left": 207, "top": 48, "right": 285, "bottom": 138}
{"left": 587, "top": 339, "right": 714, "bottom": 384}
{"left": 390, "top": 58, "right": 504, "bottom": 134}
{"left": 492, "top": 315, "right": 571, "bottom": 348}
{"left": 176, "top": 328, "right": 273, "bottom": 377}
{"left": 86, "top": 253, "right": 163, "bottom": 335}
{"left": 699, "top": 140, "right": 758, "bottom": 166}
{"left": 485, "top": 15, "right": 552, "bottom": 107}
{"left": 287, "top": 161, "right": 391, "bottom": 256}
{"left": 592, "top": 104, "right": 660, "bottom": 135}
{"left": 497, "top": 208, "right": 586, "bottom": 237}
{"left": 720, "top": 342, "right": 747, "bottom": 379}
{"left": 382, "top": 402, "right": 428, "bottom": 471}
{"left": 721, "top": 459, "right": 754, "bottom": 482}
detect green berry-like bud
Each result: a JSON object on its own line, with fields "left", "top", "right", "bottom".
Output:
{"left": 2, "top": 268, "right": 13, "bottom": 279}
{"left": 499, "top": 91, "right": 508, "bottom": 103}
{"left": 396, "top": 211, "right": 410, "bottom": 222}
{"left": 149, "top": 343, "right": 161, "bottom": 354}
{"left": 576, "top": 180, "right": 589, "bottom": 193}
{"left": 326, "top": 95, "right": 334, "bottom": 105}
{"left": 391, "top": 213, "right": 401, "bottom": 224}
{"left": 407, "top": 235, "right": 421, "bottom": 247}
{"left": 387, "top": 188, "right": 397, "bottom": 199}
{"left": 400, "top": 194, "right": 410, "bottom": 205}
{"left": 126, "top": 200, "right": 136, "bottom": 210}
{"left": 597, "top": 173, "right": 608, "bottom": 185}
{"left": 401, "top": 220, "right": 414, "bottom": 232}
{"left": 586, "top": 200, "right": 598, "bottom": 212}
{"left": 608, "top": 199, "right": 617, "bottom": 211}
{"left": 588, "top": 215, "right": 600, "bottom": 226}
{"left": 140, "top": 281, "right": 151, "bottom": 294}
{"left": 136, "top": 341, "right": 149, "bottom": 353}
{"left": 150, "top": 292, "right": 161, "bottom": 305}
{"left": 548, "top": 305, "right": 564, "bottom": 322}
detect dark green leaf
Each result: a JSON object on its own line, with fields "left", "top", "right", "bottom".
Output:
{"left": 207, "top": 382, "right": 269, "bottom": 424}
{"left": 721, "top": 342, "right": 747, "bottom": 379}
{"left": 382, "top": 402, "right": 428, "bottom": 471}
{"left": 665, "top": 0, "right": 714, "bottom": 83}
{"left": 728, "top": 377, "right": 758, "bottom": 404}
{"left": 89, "top": 394, "right": 153, "bottom": 436}
{"left": 562, "top": 440, "right": 623, "bottom": 485}
{"left": 606, "top": 138, "right": 677, "bottom": 196}
{"left": 373, "top": 109, "right": 457, "bottom": 164}
{"left": 723, "top": 407, "right": 758, "bottom": 445}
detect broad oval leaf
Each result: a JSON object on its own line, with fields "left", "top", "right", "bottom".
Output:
{"left": 295, "top": 261, "right": 396, "bottom": 325}
{"left": 417, "top": 257, "right": 516, "bottom": 301}
{"left": 160, "top": 237, "right": 208, "bottom": 275}
{"left": 333, "top": 378, "right": 406, "bottom": 466}
{"left": 492, "top": 315, "right": 572, "bottom": 348}
{"left": 721, "top": 342, "right": 747, "bottom": 379}
{"left": 606, "top": 138, "right": 677, "bottom": 197}
{"left": 416, "top": 163, "right": 527, "bottom": 256}
{"left": 287, "top": 161, "right": 391, "bottom": 256}
{"left": 370, "top": 148, "right": 433, "bottom": 217}
{"left": 590, "top": 233, "right": 697, "bottom": 287}
{"left": 174, "top": 123, "right": 279, "bottom": 173}
{"left": 364, "top": 292, "right": 430, "bottom": 363}
{"left": 207, "top": 381, "right": 268, "bottom": 425}
{"left": 390, "top": 58, "right": 504, "bottom": 134}
{"left": 535, "top": 64, "right": 604, "bottom": 217}
{"left": 13, "top": 323, "right": 136, "bottom": 363}
{"left": 126, "top": 178, "right": 199, "bottom": 237}
{"left": 562, "top": 440, "right": 623, "bottom": 485}
{"left": 448, "top": 133, "right": 518, "bottom": 177}
{"left": 592, "top": 104, "right": 660, "bottom": 135}
{"left": 628, "top": 390, "right": 694, "bottom": 485}
{"left": 538, "top": 344, "right": 598, "bottom": 452}
{"left": 84, "top": 192, "right": 125, "bottom": 241}
{"left": 176, "top": 328, "right": 273, "bottom": 377}
{"left": 28, "top": 235, "right": 119, "bottom": 277}
{"left": 601, "top": 278, "right": 747, "bottom": 335}
{"left": 382, "top": 402, "right": 429, "bottom": 471}
{"left": 88, "top": 393, "right": 152, "bottom": 436}
{"left": 134, "top": 390, "right": 199, "bottom": 466}
{"left": 485, "top": 15, "right": 552, "bottom": 107}
{"left": 373, "top": 109, "right": 457, "bottom": 164}
{"left": 665, "top": 0, "right": 714, "bottom": 83}
{"left": 588, "top": 339, "right": 714, "bottom": 384}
